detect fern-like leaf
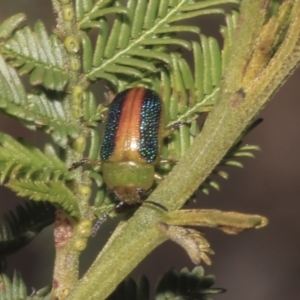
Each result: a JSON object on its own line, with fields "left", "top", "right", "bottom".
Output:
{"left": 151, "top": 9, "right": 240, "bottom": 170}
{"left": 28, "top": 92, "right": 80, "bottom": 147}
{"left": 106, "top": 266, "right": 224, "bottom": 300}
{"left": 0, "top": 55, "right": 78, "bottom": 147}
{"left": 2, "top": 20, "right": 70, "bottom": 91}
{"left": 200, "top": 119, "right": 263, "bottom": 195}
{"left": 163, "top": 9, "right": 239, "bottom": 123}
{"left": 0, "top": 271, "right": 27, "bottom": 299}
{"left": 0, "top": 132, "right": 67, "bottom": 183}
{"left": 0, "top": 133, "right": 77, "bottom": 217}
{"left": 0, "top": 201, "right": 55, "bottom": 257}
{"left": 155, "top": 266, "right": 225, "bottom": 300}
{"left": 80, "top": 0, "right": 238, "bottom": 89}
{"left": 0, "top": 272, "right": 50, "bottom": 299}
{"left": 6, "top": 179, "right": 79, "bottom": 218}
{"left": 200, "top": 143, "right": 261, "bottom": 195}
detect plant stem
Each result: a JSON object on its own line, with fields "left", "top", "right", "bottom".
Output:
{"left": 51, "top": 211, "right": 80, "bottom": 300}
{"left": 50, "top": 0, "right": 92, "bottom": 299}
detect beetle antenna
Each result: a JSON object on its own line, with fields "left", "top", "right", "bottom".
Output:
{"left": 91, "top": 217, "right": 106, "bottom": 236}
{"left": 92, "top": 202, "right": 125, "bottom": 236}
{"left": 138, "top": 189, "right": 168, "bottom": 212}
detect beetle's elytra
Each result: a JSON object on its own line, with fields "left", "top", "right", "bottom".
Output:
{"left": 101, "top": 87, "right": 165, "bottom": 205}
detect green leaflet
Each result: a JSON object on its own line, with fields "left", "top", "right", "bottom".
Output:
{"left": 27, "top": 93, "right": 80, "bottom": 147}
{"left": 0, "top": 54, "right": 28, "bottom": 108}
{"left": 126, "top": 48, "right": 172, "bottom": 65}
{"left": 82, "top": 92, "right": 103, "bottom": 126}
{"left": 156, "top": 25, "right": 200, "bottom": 34}
{"left": 0, "top": 13, "right": 26, "bottom": 40}
{"left": 221, "top": 10, "right": 240, "bottom": 71}
{"left": 6, "top": 179, "right": 80, "bottom": 218}
{"left": 0, "top": 53, "right": 79, "bottom": 147}
{"left": 88, "top": 6, "right": 128, "bottom": 20}
{"left": 0, "top": 132, "right": 67, "bottom": 184}
{"left": 2, "top": 20, "right": 70, "bottom": 91}
{"left": 77, "top": 0, "right": 123, "bottom": 24}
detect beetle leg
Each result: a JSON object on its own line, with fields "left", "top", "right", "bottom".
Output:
{"left": 159, "top": 158, "right": 177, "bottom": 165}
{"left": 144, "top": 200, "right": 168, "bottom": 212}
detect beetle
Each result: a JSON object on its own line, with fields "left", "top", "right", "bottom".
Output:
{"left": 71, "top": 87, "right": 167, "bottom": 204}
{"left": 100, "top": 87, "right": 165, "bottom": 205}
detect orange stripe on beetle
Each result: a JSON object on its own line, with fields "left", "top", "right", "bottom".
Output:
{"left": 100, "top": 87, "right": 164, "bottom": 204}
{"left": 112, "top": 88, "right": 144, "bottom": 163}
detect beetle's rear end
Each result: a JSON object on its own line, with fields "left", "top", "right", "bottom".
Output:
{"left": 100, "top": 88, "right": 164, "bottom": 204}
